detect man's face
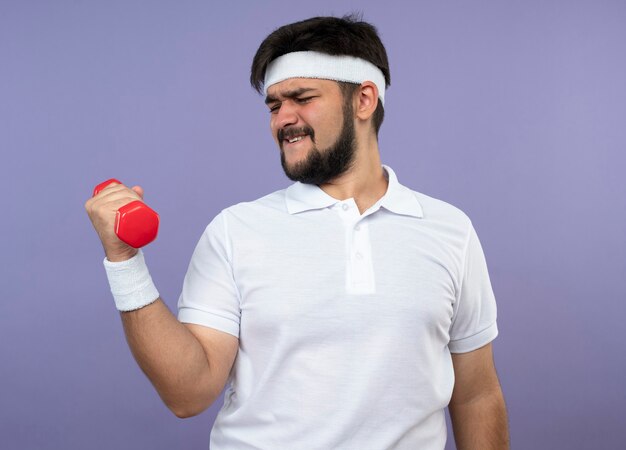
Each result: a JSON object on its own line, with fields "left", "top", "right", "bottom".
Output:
{"left": 265, "top": 78, "right": 356, "bottom": 185}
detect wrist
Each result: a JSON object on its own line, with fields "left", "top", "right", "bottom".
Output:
{"left": 104, "top": 245, "right": 139, "bottom": 263}
{"left": 103, "top": 250, "right": 159, "bottom": 311}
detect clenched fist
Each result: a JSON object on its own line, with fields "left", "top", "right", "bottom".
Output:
{"left": 85, "top": 181, "right": 149, "bottom": 262}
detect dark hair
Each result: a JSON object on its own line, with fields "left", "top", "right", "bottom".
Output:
{"left": 250, "top": 14, "right": 390, "bottom": 135}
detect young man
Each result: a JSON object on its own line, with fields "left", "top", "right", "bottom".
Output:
{"left": 86, "top": 15, "right": 509, "bottom": 450}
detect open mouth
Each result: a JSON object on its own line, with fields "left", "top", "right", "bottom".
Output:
{"left": 279, "top": 127, "right": 314, "bottom": 146}
{"left": 285, "top": 135, "right": 307, "bottom": 144}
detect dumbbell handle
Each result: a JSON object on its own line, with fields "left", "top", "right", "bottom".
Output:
{"left": 93, "top": 179, "right": 160, "bottom": 248}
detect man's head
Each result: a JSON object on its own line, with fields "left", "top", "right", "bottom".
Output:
{"left": 251, "top": 15, "right": 390, "bottom": 135}
{"left": 250, "top": 15, "right": 390, "bottom": 185}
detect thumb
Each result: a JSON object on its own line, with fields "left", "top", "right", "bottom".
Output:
{"left": 131, "top": 185, "right": 144, "bottom": 199}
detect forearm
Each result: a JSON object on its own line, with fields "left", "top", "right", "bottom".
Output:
{"left": 120, "top": 299, "right": 217, "bottom": 417}
{"left": 86, "top": 183, "right": 224, "bottom": 416}
{"left": 448, "top": 387, "right": 509, "bottom": 450}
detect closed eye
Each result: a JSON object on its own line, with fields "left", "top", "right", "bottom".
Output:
{"left": 267, "top": 96, "right": 316, "bottom": 113}
{"left": 296, "top": 96, "right": 315, "bottom": 104}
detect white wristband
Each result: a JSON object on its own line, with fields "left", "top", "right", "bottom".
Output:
{"left": 103, "top": 250, "right": 160, "bottom": 311}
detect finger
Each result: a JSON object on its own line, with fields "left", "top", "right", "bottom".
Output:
{"left": 92, "top": 182, "right": 126, "bottom": 199}
{"left": 131, "top": 185, "right": 144, "bottom": 199}
{"left": 103, "top": 197, "right": 146, "bottom": 211}
{"left": 93, "top": 185, "right": 142, "bottom": 204}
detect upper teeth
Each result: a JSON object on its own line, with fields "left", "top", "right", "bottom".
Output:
{"left": 289, "top": 136, "right": 304, "bottom": 143}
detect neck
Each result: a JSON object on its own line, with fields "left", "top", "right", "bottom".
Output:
{"left": 318, "top": 132, "right": 388, "bottom": 215}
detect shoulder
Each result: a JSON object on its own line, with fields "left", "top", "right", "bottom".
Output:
{"left": 206, "top": 188, "right": 290, "bottom": 236}
{"left": 385, "top": 164, "right": 472, "bottom": 231}
{"left": 411, "top": 188, "right": 473, "bottom": 232}
{"left": 221, "top": 188, "right": 289, "bottom": 218}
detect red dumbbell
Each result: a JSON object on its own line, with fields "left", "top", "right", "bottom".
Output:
{"left": 92, "top": 178, "right": 160, "bottom": 248}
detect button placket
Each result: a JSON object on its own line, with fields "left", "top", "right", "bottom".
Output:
{"left": 347, "top": 217, "right": 375, "bottom": 294}
{"left": 332, "top": 200, "right": 375, "bottom": 294}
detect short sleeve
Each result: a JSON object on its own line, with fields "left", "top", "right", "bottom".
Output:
{"left": 448, "top": 223, "right": 498, "bottom": 353}
{"left": 177, "top": 212, "right": 241, "bottom": 337}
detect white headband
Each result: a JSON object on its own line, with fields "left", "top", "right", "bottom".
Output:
{"left": 263, "top": 51, "right": 387, "bottom": 105}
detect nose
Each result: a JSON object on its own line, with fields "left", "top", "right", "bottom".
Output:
{"left": 273, "top": 101, "right": 298, "bottom": 129}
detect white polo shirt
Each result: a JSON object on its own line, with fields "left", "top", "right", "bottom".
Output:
{"left": 178, "top": 165, "right": 498, "bottom": 450}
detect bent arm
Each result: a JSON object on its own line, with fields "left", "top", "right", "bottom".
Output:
{"left": 85, "top": 182, "right": 239, "bottom": 417}
{"left": 448, "top": 343, "right": 509, "bottom": 450}
{"left": 120, "top": 299, "right": 238, "bottom": 418}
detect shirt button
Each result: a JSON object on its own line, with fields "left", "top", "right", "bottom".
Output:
{"left": 354, "top": 225, "right": 361, "bottom": 231}
{"left": 355, "top": 252, "right": 363, "bottom": 260}
{"left": 342, "top": 204, "right": 349, "bottom": 211}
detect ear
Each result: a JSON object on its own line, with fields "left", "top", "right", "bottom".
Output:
{"left": 355, "top": 81, "right": 379, "bottom": 122}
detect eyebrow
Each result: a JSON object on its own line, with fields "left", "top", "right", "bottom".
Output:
{"left": 264, "top": 87, "right": 318, "bottom": 105}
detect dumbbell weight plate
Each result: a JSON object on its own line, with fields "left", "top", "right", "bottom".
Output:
{"left": 115, "top": 200, "right": 159, "bottom": 248}
{"left": 92, "top": 178, "right": 159, "bottom": 248}
{"left": 93, "top": 178, "right": 123, "bottom": 197}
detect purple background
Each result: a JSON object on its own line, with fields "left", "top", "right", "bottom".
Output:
{"left": 2, "top": 1, "right": 625, "bottom": 449}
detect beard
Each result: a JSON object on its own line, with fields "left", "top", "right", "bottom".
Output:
{"left": 279, "top": 100, "right": 356, "bottom": 186}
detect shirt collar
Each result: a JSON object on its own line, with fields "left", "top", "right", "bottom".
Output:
{"left": 285, "top": 164, "right": 424, "bottom": 218}
{"left": 285, "top": 180, "right": 339, "bottom": 214}
{"left": 378, "top": 165, "right": 424, "bottom": 218}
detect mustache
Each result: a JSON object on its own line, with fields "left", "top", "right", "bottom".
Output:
{"left": 278, "top": 126, "right": 315, "bottom": 143}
